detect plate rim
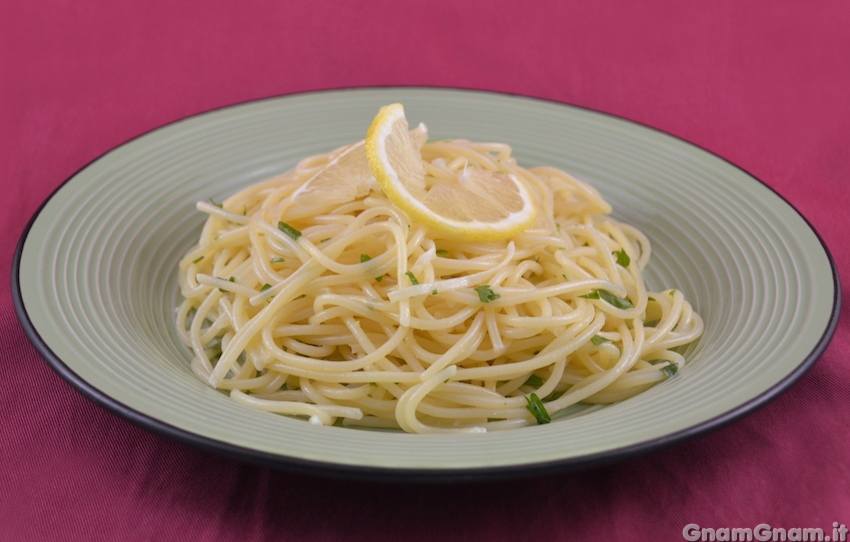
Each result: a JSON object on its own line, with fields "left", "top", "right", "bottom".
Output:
{"left": 11, "top": 86, "right": 842, "bottom": 482}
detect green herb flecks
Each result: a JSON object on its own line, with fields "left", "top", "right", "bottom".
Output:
{"left": 192, "top": 256, "right": 204, "bottom": 264}
{"left": 375, "top": 276, "right": 383, "bottom": 282}
{"left": 523, "top": 374, "right": 544, "bottom": 388}
{"left": 405, "top": 271, "right": 419, "bottom": 285}
{"left": 271, "top": 257, "right": 284, "bottom": 264}
{"left": 661, "top": 364, "right": 679, "bottom": 377}
{"left": 525, "top": 393, "right": 551, "bottom": 424}
{"left": 320, "top": 237, "right": 331, "bottom": 243}
{"left": 209, "top": 197, "right": 223, "bottom": 208}
{"left": 579, "top": 289, "right": 633, "bottom": 309}
{"left": 599, "top": 290, "right": 633, "bottom": 309}
{"left": 435, "top": 249, "right": 450, "bottom": 257}
{"left": 360, "top": 254, "right": 372, "bottom": 263}
{"left": 547, "top": 390, "right": 565, "bottom": 402}
{"left": 591, "top": 335, "right": 609, "bottom": 346}
{"left": 474, "top": 285, "right": 500, "bottom": 303}
{"left": 431, "top": 289, "right": 438, "bottom": 295}
{"left": 278, "top": 221, "right": 302, "bottom": 240}
{"left": 219, "top": 276, "right": 236, "bottom": 293}
{"left": 614, "top": 249, "right": 630, "bottom": 267}
{"left": 259, "top": 283, "right": 273, "bottom": 292}
{"left": 643, "top": 319, "right": 660, "bottom": 327}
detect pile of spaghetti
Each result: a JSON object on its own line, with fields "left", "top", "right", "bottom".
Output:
{"left": 176, "top": 105, "right": 703, "bottom": 433}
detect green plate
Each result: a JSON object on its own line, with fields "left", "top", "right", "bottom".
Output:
{"left": 13, "top": 88, "right": 840, "bottom": 481}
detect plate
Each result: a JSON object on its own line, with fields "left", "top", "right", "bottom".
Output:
{"left": 12, "top": 88, "right": 840, "bottom": 481}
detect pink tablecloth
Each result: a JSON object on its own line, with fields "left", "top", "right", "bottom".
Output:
{"left": 2, "top": 1, "right": 848, "bottom": 540}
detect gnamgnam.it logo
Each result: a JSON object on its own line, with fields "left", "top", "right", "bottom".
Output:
{"left": 682, "top": 523, "right": 848, "bottom": 541}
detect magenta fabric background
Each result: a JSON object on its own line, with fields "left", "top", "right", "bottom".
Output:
{"left": 2, "top": 1, "right": 848, "bottom": 540}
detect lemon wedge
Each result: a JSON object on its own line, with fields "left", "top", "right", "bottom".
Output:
{"left": 365, "top": 103, "right": 537, "bottom": 241}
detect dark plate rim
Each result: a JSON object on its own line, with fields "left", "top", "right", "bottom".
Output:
{"left": 10, "top": 86, "right": 842, "bottom": 482}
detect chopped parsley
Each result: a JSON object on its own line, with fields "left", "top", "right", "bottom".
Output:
{"left": 474, "top": 285, "right": 500, "bottom": 303}
{"left": 277, "top": 221, "right": 302, "bottom": 240}
{"left": 523, "top": 374, "right": 544, "bottom": 388}
{"left": 320, "top": 237, "right": 331, "bottom": 243}
{"left": 431, "top": 289, "right": 438, "bottom": 295}
{"left": 219, "top": 276, "right": 235, "bottom": 292}
{"left": 591, "top": 335, "right": 609, "bottom": 346}
{"left": 375, "top": 276, "right": 383, "bottom": 282}
{"left": 547, "top": 390, "right": 565, "bottom": 402}
{"left": 259, "top": 283, "right": 273, "bottom": 292}
{"left": 525, "top": 393, "right": 551, "bottom": 424}
{"left": 435, "top": 249, "right": 450, "bottom": 257}
{"left": 614, "top": 249, "right": 630, "bottom": 267}
{"left": 360, "top": 254, "right": 372, "bottom": 263}
{"left": 271, "top": 257, "right": 284, "bottom": 263}
{"left": 599, "top": 290, "right": 633, "bottom": 309}
{"left": 209, "top": 197, "right": 223, "bottom": 208}
{"left": 661, "top": 364, "right": 679, "bottom": 377}
{"left": 192, "top": 256, "right": 204, "bottom": 264}
{"left": 579, "top": 290, "right": 633, "bottom": 309}
{"left": 405, "top": 271, "right": 419, "bottom": 285}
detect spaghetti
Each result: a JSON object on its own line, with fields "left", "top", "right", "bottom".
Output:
{"left": 175, "top": 122, "right": 703, "bottom": 434}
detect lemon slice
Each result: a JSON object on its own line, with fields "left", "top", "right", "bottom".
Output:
{"left": 283, "top": 141, "right": 373, "bottom": 220}
{"left": 365, "top": 103, "right": 537, "bottom": 241}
